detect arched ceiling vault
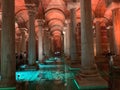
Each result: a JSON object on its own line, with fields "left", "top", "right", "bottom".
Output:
{"left": 0, "top": 0, "right": 120, "bottom": 33}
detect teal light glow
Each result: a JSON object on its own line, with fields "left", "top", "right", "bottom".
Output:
{"left": 73, "top": 79, "right": 80, "bottom": 90}
{"left": 38, "top": 64, "right": 63, "bottom": 69}
{"left": 73, "top": 79, "right": 108, "bottom": 90}
{"left": 16, "top": 70, "right": 74, "bottom": 82}
{"left": 0, "top": 87, "right": 16, "bottom": 90}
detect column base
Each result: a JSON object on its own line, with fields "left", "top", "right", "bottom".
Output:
{"left": 0, "top": 87, "right": 16, "bottom": 90}
{"left": 75, "top": 64, "right": 108, "bottom": 90}
{"left": 75, "top": 76, "right": 108, "bottom": 90}
{"left": 79, "top": 64, "right": 100, "bottom": 77}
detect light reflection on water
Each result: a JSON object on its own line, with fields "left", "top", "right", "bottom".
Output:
{"left": 16, "top": 64, "right": 76, "bottom": 90}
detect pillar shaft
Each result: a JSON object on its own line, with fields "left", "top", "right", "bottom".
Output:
{"left": 27, "top": 5, "right": 36, "bottom": 65}
{"left": 64, "top": 20, "right": 70, "bottom": 58}
{"left": 50, "top": 36, "right": 54, "bottom": 55}
{"left": 76, "top": 23, "right": 81, "bottom": 58}
{"left": 113, "top": 9, "right": 120, "bottom": 55}
{"left": 37, "top": 20, "right": 43, "bottom": 62}
{"left": 20, "top": 29, "right": 26, "bottom": 53}
{"left": 43, "top": 30, "right": 50, "bottom": 57}
{"left": 80, "top": 0, "right": 95, "bottom": 69}
{"left": 101, "top": 29, "right": 108, "bottom": 53}
{"left": 63, "top": 29, "right": 67, "bottom": 56}
{"left": 70, "top": 8, "right": 76, "bottom": 61}
{"left": 0, "top": 0, "right": 16, "bottom": 87}
{"left": 76, "top": 1, "right": 108, "bottom": 88}
{"left": 95, "top": 21, "right": 102, "bottom": 56}
{"left": 107, "top": 26, "right": 116, "bottom": 54}
{"left": 16, "top": 36, "right": 21, "bottom": 55}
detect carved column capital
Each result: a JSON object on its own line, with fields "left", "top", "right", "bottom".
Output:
{"left": 26, "top": 4, "right": 36, "bottom": 16}
{"left": 37, "top": 19, "right": 44, "bottom": 26}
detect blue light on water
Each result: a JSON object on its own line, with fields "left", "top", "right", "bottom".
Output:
{"left": 16, "top": 70, "right": 73, "bottom": 82}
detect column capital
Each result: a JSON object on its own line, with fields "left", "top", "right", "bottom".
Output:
{"left": 26, "top": 3, "right": 36, "bottom": 9}
{"left": 67, "top": 2, "right": 79, "bottom": 10}
{"left": 19, "top": 28, "right": 27, "bottom": 34}
{"left": 19, "top": 27, "right": 27, "bottom": 30}
{"left": 36, "top": 19, "right": 44, "bottom": 26}
{"left": 26, "top": 4, "right": 36, "bottom": 16}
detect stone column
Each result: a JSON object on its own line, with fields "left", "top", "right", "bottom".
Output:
{"left": 27, "top": 4, "right": 36, "bottom": 65}
{"left": 20, "top": 28, "right": 26, "bottom": 53}
{"left": 80, "top": 0, "right": 97, "bottom": 75}
{"left": 107, "top": 26, "right": 116, "bottom": 54}
{"left": 43, "top": 30, "right": 50, "bottom": 58}
{"left": 37, "top": 19, "right": 43, "bottom": 62}
{"left": 70, "top": 8, "right": 77, "bottom": 61}
{"left": 15, "top": 28, "right": 22, "bottom": 55}
{"left": 64, "top": 20, "right": 70, "bottom": 58}
{"left": 50, "top": 36, "right": 54, "bottom": 56}
{"left": 63, "top": 28, "right": 66, "bottom": 55}
{"left": 95, "top": 21, "right": 102, "bottom": 56}
{"left": 78, "top": 1, "right": 108, "bottom": 88}
{"left": 76, "top": 23, "right": 81, "bottom": 58}
{"left": 0, "top": 0, "right": 16, "bottom": 89}
{"left": 101, "top": 28, "right": 108, "bottom": 53}
{"left": 112, "top": 8, "right": 120, "bottom": 55}
{"left": 15, "top": 37, "right": 21, "bottom": 55}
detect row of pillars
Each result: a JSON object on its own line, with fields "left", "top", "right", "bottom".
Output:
{"left": 0, "top": 0, "right": 120, "bottom": 88}
{"left": 15, "top": 10, "right": 118, "bottom": 66}
{"left": 95, "top": 8, "right": 120, "bottom": 57}
{"left": 67, "top": 6, "right": 120, "bottom": 60}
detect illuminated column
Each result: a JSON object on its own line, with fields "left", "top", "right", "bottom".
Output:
{"left": 15, "top": 28, "right": 22, "bottom": 55}
{"left": 80, "top": 0, "right": 97, "bottom": 75}
{"left": 76, "top": 23, "right": 81, "bottom": 58}
{"left": 95, "top": 21, "right": 102, "bottom": 56}
{"left": 63, "top": 27, "right": 67, "bottom": 56}
{"left": 37, "top": 19, "right": 43, "bottom": 62}
{"left": 0, "top": 0, "right": 16, "bottom": 88}
{"left": 20, "top": 28, "right": 26, "bottom": 53}
{"left": 27, "top": 4, "right": 36, "bottom": 65}
{"left": 43, "top": 30, "right": 50, "bottom": 57}
{"left": 112, "top": 8, "right": 120, "bottom": 55}
{"left": 107, "top": 26, "right": 116, "bottom": 54}
{"left": 64, "top": 20, "right": 70, "bottom": 58}
{"left": 101, "top": 28, "right": 108, "bottom": 53}
{"left": 17, "top": 36, "right": 21, "bottom": 55}
{"left": 50, "top": 36, "right": 54, "bottom": 55}
{"left": 70, "top": 8, "right": 77, "bottom": 61}
{"left": 66, "top": 20, "right": 70, "bottom": 58}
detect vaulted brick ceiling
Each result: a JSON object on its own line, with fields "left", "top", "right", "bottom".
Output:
{"left": 0, "top": 0, "right": 120, "bottom": 28}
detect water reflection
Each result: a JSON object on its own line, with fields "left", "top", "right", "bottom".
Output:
{"left": 16, "top": 58, "right": 75, "bottom": 90}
